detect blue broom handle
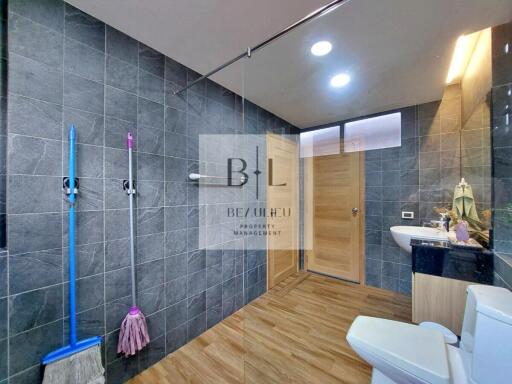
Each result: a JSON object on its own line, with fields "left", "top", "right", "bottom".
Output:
{"left": 68, "top": 125, "right": 77, "bottom": 347}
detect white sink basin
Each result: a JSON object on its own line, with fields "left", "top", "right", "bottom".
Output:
{"left": 390, "top": 226, "right": 449, "bottom": 254}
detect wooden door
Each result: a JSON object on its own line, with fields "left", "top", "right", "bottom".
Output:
{"left": 267, "top": 134, "right": 299, "bottom": 289}
{"left": 304, "top": 148, "right": 363, "bottom": 282}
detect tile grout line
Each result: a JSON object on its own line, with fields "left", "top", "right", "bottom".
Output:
{"left": 162, "top": 46, "right": 168, "bottom": 358}
{"left": 4, "top": 2, "right": 11, "bottom": 381}
{"left": 183, "top": 56, "right": 190, "bottom": 353}
{"left": 59, "top": 0, "right": 66, "bottom": 367}
{"left": 102, "top": 19, "right": 108, "bottom": 383}
{"left": 198, "top": 68, "right": 209, "bottom": 336}
{"left": 8, "top": 300, "right": 106, "bottom": 339}
{"left": 8, "top": 88, "right": 198, "bottom": 133}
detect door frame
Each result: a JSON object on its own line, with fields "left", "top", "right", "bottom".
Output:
{"left": 303, "top": 150, "right": 366, "bottom": 285}
{"left": 266, "top": 133, "right": 299, "bottom": 289}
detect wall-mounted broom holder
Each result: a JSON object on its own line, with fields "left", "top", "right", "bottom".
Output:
{"left": 123, "top": 180, "right": 136, "bottom": 195}
{"left": 63, "top": 177, "right": 80, "bottom": 195}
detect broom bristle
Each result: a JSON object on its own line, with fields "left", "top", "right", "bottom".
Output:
{"left": 42, "top": 345, "right": 104, "bottom": 384}
{"left": 117, "top": 310, "right": 150, "bottom": 357}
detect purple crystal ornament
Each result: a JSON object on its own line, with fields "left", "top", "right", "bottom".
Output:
{"left": 455, "top": 221, "right": 470, "bottom": 242}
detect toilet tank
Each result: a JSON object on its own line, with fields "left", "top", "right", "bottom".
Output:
{"left": 460, "top": 285, "right": 512, "bottom": 384}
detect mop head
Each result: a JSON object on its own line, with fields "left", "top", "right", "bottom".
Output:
{"left": 42, "top": 344, "right": 104, "bottom": 384}
{"left": 118, "top": 307, "right": 150, "bottom": 357}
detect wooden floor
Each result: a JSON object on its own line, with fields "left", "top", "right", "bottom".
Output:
{"left": 129, "top": 272, "right": 411, "bottom": 384}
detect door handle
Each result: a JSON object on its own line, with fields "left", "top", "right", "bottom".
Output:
{"left": 352, "top": 207, "right": 359, "bottom": 216}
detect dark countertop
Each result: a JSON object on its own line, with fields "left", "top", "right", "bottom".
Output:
{"left": 411, "top": 239, "right": 493, "bottom": 284}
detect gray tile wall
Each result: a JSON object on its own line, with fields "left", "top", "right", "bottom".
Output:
{"left": 366, "top": 86, "right": 464, "bottom": 295}
{"left": 2, "top": 1, "right": 297, "bottom": 383}
{"left": 363, "top": 105, "right": 420, "bottom": 295}
{"left": 0, "top": 2, "right": 8, "bottom": 383}
{"left": 492, "top": 21, "right": 512, "bottom": 289}
{"left": 366, "top": 85, "right": 468, "bottom": 295}
{"left": 0, "top": 1, "right": 6, "bottom": 250}
{"left": 304, "top": 88, "right": 463, "bottom": 296}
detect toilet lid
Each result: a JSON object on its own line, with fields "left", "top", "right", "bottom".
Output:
{"left": 347, "top": 316, "right": 450, "bottom": 384}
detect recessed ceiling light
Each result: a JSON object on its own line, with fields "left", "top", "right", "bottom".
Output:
{"left": 330, "top": 73, "right": 350, "bottom": 88}
{"left": 311, "top": 41, "right": 332, "bottom": 56}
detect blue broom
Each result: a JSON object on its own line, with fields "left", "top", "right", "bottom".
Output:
{"left": 42, "top": 125, "right": 104, "bottom": 383}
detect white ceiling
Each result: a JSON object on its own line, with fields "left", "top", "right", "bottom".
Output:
{"left": 67, "top": 0, "right": 512, "bottom": 128}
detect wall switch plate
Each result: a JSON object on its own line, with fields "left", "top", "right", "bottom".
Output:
{"left": 402, "top": 211, "right": 414, "bottom": 219}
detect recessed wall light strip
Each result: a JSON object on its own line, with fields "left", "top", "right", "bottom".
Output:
{"left": 173, "top": 0, "right": 350, "bottom": 95}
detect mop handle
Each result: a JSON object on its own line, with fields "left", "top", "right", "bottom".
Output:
{"left": 127, "top": 133, "right": 137, "bottom": 308}
{"left": 68, "top": 125, "right": 78, "bottom": 347}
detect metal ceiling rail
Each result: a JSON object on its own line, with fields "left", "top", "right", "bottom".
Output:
{"left": 173, "top": 0, "right": 349, "bottom": 95}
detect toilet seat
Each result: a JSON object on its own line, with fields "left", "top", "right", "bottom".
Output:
{"left": 347, "top": 316, "right": 450, "bottom": 384}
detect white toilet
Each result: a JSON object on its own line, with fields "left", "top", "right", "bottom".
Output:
{"left": 346, "top": 285, "right": 512, "bottom": 384}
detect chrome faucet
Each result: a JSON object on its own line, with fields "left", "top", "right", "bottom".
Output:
{"left": 430, "top": 212, "right": 450, "bottom": 232}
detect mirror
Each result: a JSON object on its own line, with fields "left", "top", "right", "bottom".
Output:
{"left": 444, "top": 28, "right": 492, "bottom": 247}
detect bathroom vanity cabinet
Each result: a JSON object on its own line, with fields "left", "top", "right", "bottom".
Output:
{"left": 411, "top": 239, "right": 493, "bottom": 335}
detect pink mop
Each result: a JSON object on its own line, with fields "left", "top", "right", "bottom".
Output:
{"left": 117, "top": 133, "right": 150, "bottom": 357}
